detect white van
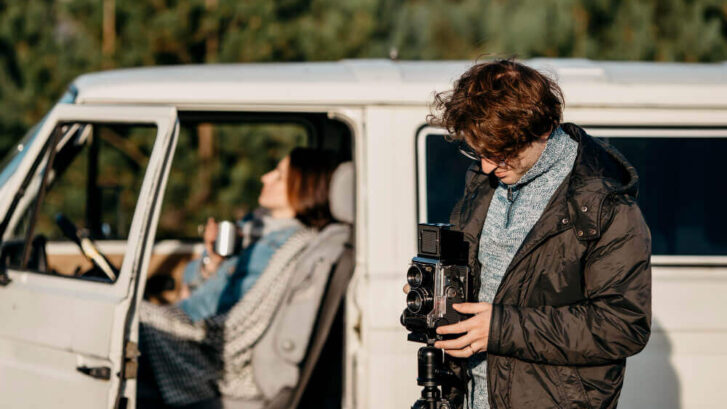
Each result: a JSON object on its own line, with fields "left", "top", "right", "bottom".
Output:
{"left": 0, "top": 59, "right": 725, "bottom": 409}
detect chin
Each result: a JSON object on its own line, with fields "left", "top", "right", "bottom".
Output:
{"left": 496, "top": 175, "right": 514, "bottom": 184}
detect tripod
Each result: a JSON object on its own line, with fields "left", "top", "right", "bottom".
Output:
{"left": 411, "top": 346, "right": 457, "bottom": 409}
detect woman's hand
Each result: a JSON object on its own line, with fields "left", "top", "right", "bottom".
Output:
{"left": 203, "top": 217, "right": 219, "bottom": 254}
{"left": 201, "top": 217, "right": 223, "bottom": 275}
{"left": 179, "top": 283, "right": 191, "bottom": 300}
{"left": 433, "top": 302, "right": 493, "bottom": 358}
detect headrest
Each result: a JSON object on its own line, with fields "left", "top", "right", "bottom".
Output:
{"left": 329, "top": 161, "right": 354, "bottom": 224}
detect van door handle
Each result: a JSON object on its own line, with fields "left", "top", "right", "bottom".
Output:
{"left": 76, "top": 365, "right": 112, "bottom": 380}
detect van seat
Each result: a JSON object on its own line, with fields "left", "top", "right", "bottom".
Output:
{"left": 138, "top": 161, "right": 355, "bottom": 409}
{"left": 222, "top": 161, "right": 354, "bottom": 409}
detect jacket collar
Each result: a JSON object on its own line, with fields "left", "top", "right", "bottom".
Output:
{"left": 560, "top": 123, "right": 639, "bottom": 241}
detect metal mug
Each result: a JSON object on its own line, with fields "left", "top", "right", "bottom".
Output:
{"left": 215, "top": 220, "right": 239, "bottom": 257}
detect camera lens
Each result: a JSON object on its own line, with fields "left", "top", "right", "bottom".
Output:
{"left": 406, "top": 288, "right": 433, "bottom": 314}
{"left": 407, "top": 265, "right": 424, "bottom": 287}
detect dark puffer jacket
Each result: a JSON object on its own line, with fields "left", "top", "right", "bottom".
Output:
{"left": 446, "top": 123, "right": 652, "bottom": 409}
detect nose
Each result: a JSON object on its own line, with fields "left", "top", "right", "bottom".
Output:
{"left": 480, "top": 158, "right": 499, "bottom": 174}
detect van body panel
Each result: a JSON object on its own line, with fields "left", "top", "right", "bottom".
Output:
{"left": 620, "top": 267, "right": 727, "bottom": 408}
{"left": 70, "top": 60, "right": 727, "bottom": 109}
{"left": 359, "top": 107, "right": 424, "bottom": 409}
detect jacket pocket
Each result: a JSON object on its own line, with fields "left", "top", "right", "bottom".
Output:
{"left": 555, "top": 366, "right": 593, "bottom": 409}
{"left": 508, "top": 360, "right": 564, "bottom": 409}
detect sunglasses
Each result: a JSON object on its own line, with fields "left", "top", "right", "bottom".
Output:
{"left": 456, "top": 140, "right": 508, "bottom": 167}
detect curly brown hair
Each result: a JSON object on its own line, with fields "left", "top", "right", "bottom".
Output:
{"left": 429, "top": 59, "right": 564, "bottom": 161}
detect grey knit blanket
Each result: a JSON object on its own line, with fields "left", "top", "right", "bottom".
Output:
{"left": 139, "top": 228, "right": 317, "bottom": 406}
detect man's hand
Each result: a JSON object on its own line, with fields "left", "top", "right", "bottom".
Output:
{"left": 433, "top": 302, "right": 493, "bottom": 358}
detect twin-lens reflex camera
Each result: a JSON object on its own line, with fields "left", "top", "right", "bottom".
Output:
{"left": 400, "top": 223, "right": 472, "bottom": 409}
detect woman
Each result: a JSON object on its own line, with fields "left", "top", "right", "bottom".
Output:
{"left": 137, "top": 147, "right": 339, "bottom": 408}
{"left": 176, "top": 147, "right": 335, "bottom": 321}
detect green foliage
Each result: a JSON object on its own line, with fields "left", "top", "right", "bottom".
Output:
{"left": 0, "top": 0, "right": 725, "bottom": 239}
{"left": 0, "top": 0, "right": 99, "bottom": 159}
{"left": 2, "top": 0, "right": 725, "bottom": 155}
{"left": 379, "top": 0, "right": 727, "bottom": 61}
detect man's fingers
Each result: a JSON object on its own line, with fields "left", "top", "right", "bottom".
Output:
{"left": 452, "top": 302, "right": 491, "bottom": 314}
{"left": 403, "top": 284, "right": 410, "bottom": 294}
{"left": 434, "top": 333, "right": 476, "bottom": 350}
{"left": 436, "top": 320, "right": 470, "bottom": 335}
{"left": 443, "top": 347, "right": 474, "bottom": 359}
{"left": 470, "top": 340, "right": 486, "bottom": 354}
{"left": 436, "top": 311, "right": 488, "bottom": 335}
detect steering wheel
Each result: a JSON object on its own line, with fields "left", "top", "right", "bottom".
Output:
{"left": 55, "top": 213, "right": 118, "bottom": 281}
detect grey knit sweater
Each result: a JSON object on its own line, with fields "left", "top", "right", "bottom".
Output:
{"left": 468, "top": 126, "right": 578, "bottom": 409}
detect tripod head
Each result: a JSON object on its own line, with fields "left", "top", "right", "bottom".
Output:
{"left": 411, "top": 346, "right": 458, "bottom": 409}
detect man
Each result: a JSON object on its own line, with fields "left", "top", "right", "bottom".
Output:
{"left": 429, "top": 59, "right": 652, "bottom": 408}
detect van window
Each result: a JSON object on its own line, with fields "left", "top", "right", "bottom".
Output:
{"left": 416, "top": 126, "right": 727, "bottom": 257}
{"left": 143, "top": 111, "right": 351, "bottom": 305}
{"left": 595, "top": 128, "right": 727, "bottom": 256}
{"left": 4, "top": 123, "right": 156, "bottom": 280}
{"left": 416, "top": 127, "right": 470, "bottom": 224}
{"left": 156, "top": 120, "right": 308, "bottom": 240}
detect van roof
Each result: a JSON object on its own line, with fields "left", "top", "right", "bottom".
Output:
{"left": 72, "top": 59, "right": 727, "bottom": 108}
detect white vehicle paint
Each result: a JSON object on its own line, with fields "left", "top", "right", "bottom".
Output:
{"left": 0, "top": 59, "right": 725, "bottom": 409}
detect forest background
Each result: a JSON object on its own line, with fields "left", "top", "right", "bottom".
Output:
{"left": 0, "top": 0, "right": 726, "bottom": 237}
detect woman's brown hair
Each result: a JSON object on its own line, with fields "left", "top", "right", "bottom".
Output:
{"left": 286, "top": 147, "right": 338, "bottom": 229}
{"left": 429, "top": 58, "right": 564, "bottom": 160}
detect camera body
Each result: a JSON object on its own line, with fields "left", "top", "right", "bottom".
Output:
{"left": 401, "top": 223, "right": 471, "bottom": 344}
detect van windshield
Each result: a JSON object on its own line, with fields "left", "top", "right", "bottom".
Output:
{"left": 0, "top": 123, "right": 41, "bottom": 189}
{"left": 0, "top": 88, "right": 77, "bottom": 191}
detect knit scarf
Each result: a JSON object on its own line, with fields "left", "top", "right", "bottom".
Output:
{"left": 468, "top": 126, "right": 579, "bottom": 409}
